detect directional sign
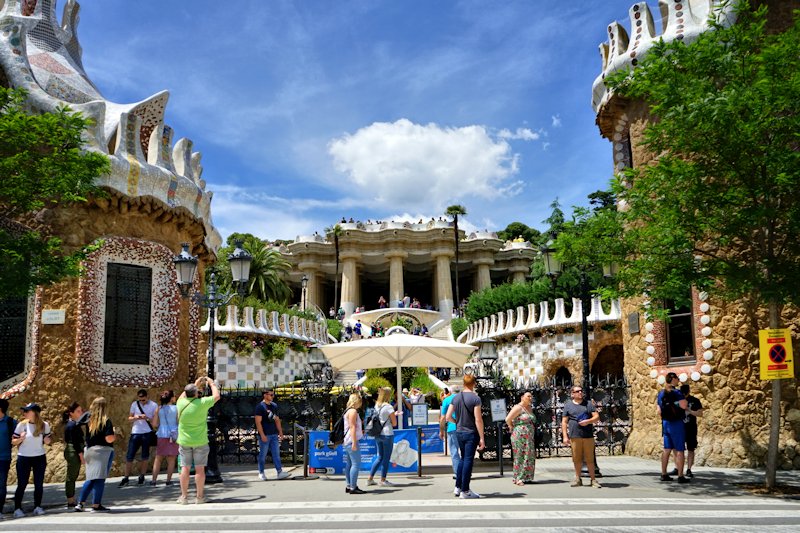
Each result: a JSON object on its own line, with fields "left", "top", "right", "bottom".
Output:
{"left": 759, "top": 328, "right": 795, "bottom": 380}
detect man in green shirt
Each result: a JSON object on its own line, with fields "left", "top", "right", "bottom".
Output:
{"left": 176, "top": 377, "right": 220, "bottom": 504}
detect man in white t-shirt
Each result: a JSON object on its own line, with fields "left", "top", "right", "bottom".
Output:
{"left": 119, "top": 389, "right": 159, "bottom": 487}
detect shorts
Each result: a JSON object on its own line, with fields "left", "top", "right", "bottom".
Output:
{"left": 685, "top": 426, "right": 698, "bottom": 451}
{"left": 156, "top": 437, "right": 179, "bottom": 457}
{"left": 662, "top": 420, "right": 686, "bottom": 452}
{"left": 179, "top": 444, "right": 210, "bottom": 468}
{"left": 569, "top": 437, "right": 595, "bottom": 467}
{"left": 126, "top": 433, "right": 152, "bottom": 461}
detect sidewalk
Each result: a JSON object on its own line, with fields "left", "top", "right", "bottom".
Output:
{"left": 2, "top": 455, "right": 797, "bottom": 514}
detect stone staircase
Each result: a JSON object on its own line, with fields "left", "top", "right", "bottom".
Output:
{"left": 334, "top": 369, "right": 360, "bottom": 386}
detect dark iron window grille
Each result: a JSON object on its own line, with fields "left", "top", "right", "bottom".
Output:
{"left": 0, "top": 297, "right": 27, "bottom": 383}
{"left": 104, "top": 263, "right": 152, "bottom": 365}
{"left": 665, "top": 296, "right": 695, "bottom": 364}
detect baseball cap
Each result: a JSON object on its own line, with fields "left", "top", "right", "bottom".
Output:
{"left": 20, "top": 402, "right": 41, "bottom": 413}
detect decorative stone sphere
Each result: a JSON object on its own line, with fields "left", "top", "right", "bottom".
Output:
{"left": 645, "top": 333, "right": 655, "bottom": 343}
{"left": 645, "top": 322, "right": 654, "bottom": 332}
{"left": 646, "top": 345, "right": 656, "bottom": 355}
{"left": 699, "top": 302, "right": 710, "bottom": 312}
{"left": 657, "top": 375, "right": 666, "bottom": 385}
{"left": 699, "top": 291, "right": 708, "bottom": 301}
{"left": 702, "top": 339, "right": 712, "bottom": 349}
{"left": 703, "top": 350, "right": 713, "bottom": 361}
{"left": 647, "top": 356, "right": 656, "bottom": 366}
{"left": 701, "top": 326, "right": 712, "bottom": 337}
{"left": 700, "top": 315, "right": 711, "bottom": 325}
{"left": 679, "top": 373, "right": 688, "bottom": 382}
{"left": 650, "top": 369, "right": 658, "bottom": 379}
{"left": 701, "top": 364, "right": 712, "bottom": 374}
{"left": 691, "top": 371, "right": 701, "bottom": 381}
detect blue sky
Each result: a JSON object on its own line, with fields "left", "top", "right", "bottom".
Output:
{"left": 75, "top": 1, "right": 645, "bottom": 242}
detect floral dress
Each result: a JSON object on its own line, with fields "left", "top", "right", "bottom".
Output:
{"left": 511, "top": 408, "right": 536, "bottom": 483}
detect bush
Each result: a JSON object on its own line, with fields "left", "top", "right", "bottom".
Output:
{"left": 410, "top": 373, "right": 440, "bottom": 409}
{"left": 326, "top": 319, "right": 343, "bottom": 340}
{"left": 450, "top": 317, "right": 468, "bottom": 338}
{"left": 362, "top": 375, "right": 392, "bottom": 395}
{"left": 465, "top": 282, "right": 544, "bottom": 322}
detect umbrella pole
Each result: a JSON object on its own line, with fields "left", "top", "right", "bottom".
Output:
{"left": 396, "top": 364, "right": 404, "bottom": 430}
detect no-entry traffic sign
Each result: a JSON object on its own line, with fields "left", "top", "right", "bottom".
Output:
{"left": 759, "top": 328, "right": 795, "bottom": 380}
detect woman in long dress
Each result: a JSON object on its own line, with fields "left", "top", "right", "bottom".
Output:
{"left": 505, "top": 391, "right": 536, "bottom": 485}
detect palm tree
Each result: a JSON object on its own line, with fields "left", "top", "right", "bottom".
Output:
{"left": 216, "top": 233, "right": 291, "bottom": 303}
{"left": 325, "top": 223, "right": 343, "bottom": 312}
{"left": 445, "top": 204, "right": 467, "bottom": 316}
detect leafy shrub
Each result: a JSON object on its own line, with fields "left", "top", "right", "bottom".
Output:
{"left": 450, "top": 317, "right": 468, "bottom": 338}
{"left": 362, "top": 375, "right": 392, "bottom": 394}
{"left": 326, "top": 319, "right": 343, "bottom": 340}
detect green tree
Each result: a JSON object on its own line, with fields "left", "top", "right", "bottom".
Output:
{"left": 596, "top": 1, "right": 800, "bottom": 489}
{"left": 325, "top": 223, "right": 343, "bottom": 311}
{"left": 497, "top": 221, "right": 541, "bottom": 244}
{"left": 216, "top": 233, "right": 291, "bottom": 303}
{"left": 445, "top": 204, "right": 467, "bottom": 314}
{"left": 0, "top": 88, "right": 109, "bottom": 297}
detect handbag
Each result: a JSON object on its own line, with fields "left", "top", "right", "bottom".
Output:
{"left": 136, "top": 400, "right": 158, "bottom": 447}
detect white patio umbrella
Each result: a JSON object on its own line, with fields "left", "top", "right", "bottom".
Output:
{"left": 320, "top": 333, "right": 476, "bottom": 428}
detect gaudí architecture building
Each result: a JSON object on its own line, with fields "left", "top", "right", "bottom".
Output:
{"left": 592, "top": 0, "right": 800, "bottom": 469}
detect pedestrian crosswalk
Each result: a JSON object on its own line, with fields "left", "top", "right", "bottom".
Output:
{"left": 4, "top": 497, "right": 799, "bottom": 532}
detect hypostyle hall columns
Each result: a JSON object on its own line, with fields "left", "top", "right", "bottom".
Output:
{"left": 339, "top": 252, "right": 361, "bottom": 317}
{"left": 298, "top": 263, "right": 321, "bottom": 311}
{"left": 386, "top": 250, "right": 408, "bottom": 307}
{"left": 433, "top": 250, "right": 454, "bottom": 318}
{"left": 473, "top": 258, "right": 494, "bottom": 291}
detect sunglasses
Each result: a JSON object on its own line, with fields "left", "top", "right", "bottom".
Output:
{"left": 571, "top": 390, "right": 583, "bottom": 393}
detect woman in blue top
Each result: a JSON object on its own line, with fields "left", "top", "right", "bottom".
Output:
{"left": 366, "top": 387, "right": 397, "bottom": 487}
{"left": 151, "top": 390, "right": 178, "bottom": 486}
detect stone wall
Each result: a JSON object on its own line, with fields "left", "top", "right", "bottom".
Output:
{"left": 3, "top": 191, "right": 211, "bottom": 483}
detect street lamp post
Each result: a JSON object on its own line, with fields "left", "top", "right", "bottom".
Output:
{"left": 301, "top": 274, "right": 309, "bottom": 312}
{"left": 173, "top": 241, "right": 252, "bottom": 484}
{"left": 476, "top": 339, "right": 498, "bottom": 382}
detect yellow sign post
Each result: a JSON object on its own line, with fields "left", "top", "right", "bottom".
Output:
{"left": 758, "top": 328, "right": 794, "bottom": 380}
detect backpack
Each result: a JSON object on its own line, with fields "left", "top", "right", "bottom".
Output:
{"left": 365, "top": 407, "right": 387, "bottom": 438}
{"left": 660, "top": 390, "right": 684, "bottom": 422}
{"left": 329, "top": 408, "right": 353, "bottom": 447}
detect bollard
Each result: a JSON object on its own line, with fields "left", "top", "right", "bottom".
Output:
{"left": 417, "top": 426, "right": 423, "bottom": 477}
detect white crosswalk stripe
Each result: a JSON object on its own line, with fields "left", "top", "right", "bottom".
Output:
{"left": 2, "top": 497, "right": 799, "bottom": 532}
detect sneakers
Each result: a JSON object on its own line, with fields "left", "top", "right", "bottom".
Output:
{"left": 13, "top": 509, "right": 25, "bottom": 518}
{"left": 276, "top": 471, "right": 291, "bottom": 480}
{"left": 379, "top": 480, "right": 395, "bottom": 487}
{"left": 74, "top": 503, "right": 85, "bottom": 512}
{"left": 91, "top": 505, "right": 110, "bottom": 512}
{"left": 677, "top": 476, "right": 690, "bottom": 484}
{"left": 366, "top": 479, "right": 377, "bottom": 486}
{"left": 459, "top": 490, "right": 481, "bottom": 499}
{"left": 590, "top": 480, "right": 602, "bottom": 489}
{"left": 669, "top": 468, "right": 679, "bottom": 476}
{"left": 118, "top": 476, "right": 129, "bottom": 487}
{"left": 176, "top": 495, "right": 189, "bottom": 505}
{"left": 32, "top": 507, "right": 45, "bottom": 516}
{"left": 686, "top": 469, "right": 694, "bottom": 479}
{"left": 137, "top": 474, "right": 145, "bottom": 485}
{"left": 660, "top": 474, "right": 673, "bottom": 482}
{"left": 195, "top": 496, "right": 207, "bottom": 504}
{"left": 349, "top": 487, "right": 366, "bottom": 495}
{"left": 454, "top": 487, "right": 461, "bottom": 497}
{"left": 570, "top": 477, "right": 583, "bottom": 487}
{"left": 258, "top": 472, "right": 267, "bottom": 481}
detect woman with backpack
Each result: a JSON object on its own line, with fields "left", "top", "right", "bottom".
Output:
{"left": 342, "top": 393, "right": 365, "bottom": 494}
{"left": 366, "top": 387, "right": 397, "bottom": 487}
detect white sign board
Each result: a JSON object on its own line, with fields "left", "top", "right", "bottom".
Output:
{"left": 412, "top": 403, "right": 428, "bottom": 426}
{"left": 41, "top": 309, "right": 66, "bottom": 325}
{"left": 490, "top": 398, "right": 507, "bottom": 423}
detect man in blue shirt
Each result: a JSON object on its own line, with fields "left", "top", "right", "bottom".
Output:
{"left": 439, "top": 386, "right": 460, "bottom": 477}
{"left": 0, "top": 399, "right": 18, "bottom": 513}
{"left": 255, "top": 389, "right": 290, "bottom": 481}
{"left": 657, "top": 372, "right": 689, "bottom": 483}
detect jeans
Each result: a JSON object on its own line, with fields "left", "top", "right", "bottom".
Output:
{"left": 344, "top": 447, "right": 361, "bottom": 489}
{"left": 455, "top": 431, "right": 479, "bottom": 493}
{"left": 369, "top": 435, "right": 393, "bottom": 479}
{"left": 448, "top": 432, "right": 461, "bottom": 476}
{"left": 258, "top": 434, "right": 283, "bottom": 473}
{"left": 14, "top": 454, "right": 46, "bottom": 509}
{"left": 64, "top": 444, "right": 81, "bottom": 499}
{"left": 0, "top": 459, "right": 10, "bottom": 510}
{"left": 126, "top": 433, "right": 151, "bottom": 461}
{"left": 79, "top": 479, "right": 106, "bottom": 506}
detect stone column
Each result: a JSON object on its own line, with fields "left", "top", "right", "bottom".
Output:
{"left": 386, "top": 251, "right": 407, "bottom": 307}
{"left": 298, "top": 263, "right": 320, "bottom": 312}
{"left": 433, "top": 250, "right": 454, "bottom": 318}
{"left": 339, "top": 253, "right": 360, "bottom": 317}
{"left": 508, "top": 262, "right": 529, "bottom": 284}
{"left": 474, "top": 260, "right": 493, "bottom": 291}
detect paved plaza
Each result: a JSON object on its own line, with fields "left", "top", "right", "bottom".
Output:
{"left": 0, "top": 456, "right": 797, "bottom": 531}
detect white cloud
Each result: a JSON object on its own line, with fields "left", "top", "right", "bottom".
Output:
{"left": 551, "top": 115, "right": 562, "bottom": 128}
{"left": 327, "top": 119, "right": 525, "bottom": 213}
{"left": 497, "top": 127, "right": 540, "bottom": 141}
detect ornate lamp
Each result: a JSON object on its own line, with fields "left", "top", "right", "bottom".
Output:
{"left": 227, "top": 240, "right": 252, "bottom": 296}
{"left": 173, "top": 243, "right": 199, "bottom": 298}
